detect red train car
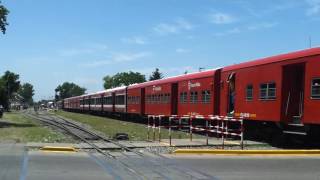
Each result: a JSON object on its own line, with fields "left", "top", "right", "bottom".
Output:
{"left": 127, "top": 69, "right": 221, "bottom": 116}
{"left": 220, "top": 47, "right": 320, "bottom": 135}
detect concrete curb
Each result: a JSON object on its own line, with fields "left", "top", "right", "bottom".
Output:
{"left": 40, "top": 146, "right": 77, "bottom": 152}
{"left": 173, "top": 149, "right": 320, "bottom": 155}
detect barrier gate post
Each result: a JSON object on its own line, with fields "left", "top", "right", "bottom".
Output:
{"left": 153, "top": 116, "right": 156, "bottom": 141}
{"left": 206, "top": 119, "right": 209, "bottom": 146}
{"left": 189, "top": 117, "right": 193, "bottom": 142}
{"left": 241, "top": 118, "right": 244, "bottom": 150}
{"left": 158, "top": 116, "right": 161, "bottom": 142}
{"left": 169, "top": 117, "right": 172, "bottom": 146}
{"left": 147, "top": 115, "right": 150, "bottom": 141}
{"left": 222, "top": 120, "right": 225, "bottom": 149}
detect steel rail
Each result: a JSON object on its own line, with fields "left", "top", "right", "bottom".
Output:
{"left": 22, "top": 111, "right": 146, "bottom": 179}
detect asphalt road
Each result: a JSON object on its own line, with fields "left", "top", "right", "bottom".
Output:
{"left": 1, "top": 143, "right": 320, "bottom": 180}
{"left": 170, "top": 155, "right": 320, "bottom": 180}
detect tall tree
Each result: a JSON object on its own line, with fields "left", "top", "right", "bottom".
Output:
{"left": 0, "top": 1, "right": 9, "bottom": 34}
{"left": 0, "top": 71, "right": 21, "bottom": 110}
{"left": 149, "top": 68, "right": 163, "bottom": 81}
{"left": 55, "top": 82, "right": 86, "bottom": 100}
{"left": 18, "top": 83, "right": 35, "bottom": 105}
{"left": 103, "top": 71, "right": 146, "bottom": 89}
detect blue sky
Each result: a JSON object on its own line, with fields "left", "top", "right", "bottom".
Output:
{"left": 1, "top": 0, "right": 320, "bottom": 101}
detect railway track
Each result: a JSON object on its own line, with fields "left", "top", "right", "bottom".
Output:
{"left": 22, "top": 110, "right": 214, "bottom": 179}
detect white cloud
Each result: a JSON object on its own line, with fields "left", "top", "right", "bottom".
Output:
{"left": 214, "top": 22, "right": 277, "bottom": 37}
{"left": 214, "top": 27, "right": 241, "bottom": 37}
{"left": 74, "top": 77, "right": 100, "bottom": 85}
{"left": 208, "top": 13, "right": 236, "bottom": 24}
{"left": 83, "top": 52, "right": 152, "bottom": 67}
{"left": 153, "top": 18, "right": 193, "bottom": 35}
{"left": 247, "top": 22, "right": 278, "bottom": 31}
{"left": 306, "top": 0, "right": 320, "bottom": 16}
{"left": 121, "top": 36, "right": 147, "bottom": 45}
{"left": 58, "top": 43, "right": 108, "bottom": 57}
{"left": 176, "top": 48, "right": 189, "bottom": 53}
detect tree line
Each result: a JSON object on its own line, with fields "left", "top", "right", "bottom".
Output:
{"left": 0, "top": 71, "right": 35, "bottom": 110}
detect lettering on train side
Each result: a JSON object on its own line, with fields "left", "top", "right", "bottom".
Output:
{"left": 188, "top": 81, "right": 201, "bottom": 90}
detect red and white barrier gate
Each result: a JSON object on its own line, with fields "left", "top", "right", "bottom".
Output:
{"left": 147, "top": 114, "right": 244, "bottom": 149}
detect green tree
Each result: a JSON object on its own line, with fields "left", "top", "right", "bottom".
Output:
{"left": 0, "top": 71, "right": 21, "bottom": 110}
{"left": 103, "top": 71, "right": 146, "bottom": 89}
{"left": 55, "top": 82, "right": 86, "bottom": 100}
{"left": 149, "top": 68, "right": 164, "bottom": 81}
{"left": 0, "top": 1, "right": 9, "bottom": 34}
{"left": 18, "top": 83, "right": 35, "bottom": 105}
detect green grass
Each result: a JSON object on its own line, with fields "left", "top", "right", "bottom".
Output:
{"left": 0, "top": 112, "right": 73, "bottom": 143}
{"left": 55, "top": 110, "right": 202, "bottom": 141}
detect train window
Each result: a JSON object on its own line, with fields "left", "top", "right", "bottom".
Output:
{"left": 260, "top": 83, "right": 276, "bottom": 100}
{"left": 311, "top": 78, "right": 320, "bottom": 99}
{"left": 137, "top": 96, "right": 140, "bottom": 104}
{"left": 106, "top": 96, "right": 112, "bottom": 104}
{"left": 180, "top": 92, "right": 187, "bottom": 103}
{"left": 246, "top": 85, "right": 253, "bottom": 101}
{"left": 190, "top": 91, "right": 198, "bottom": 103}
{"left": 115, "top": 95, "right": 125, "bottom": 105}
{"left": 158, "top": 94, "right": 161, "bottom": 104}
{"left": 160, "top": 94, "right": 164, "bottom": 103}
{"left": 201, "top": 90, "right": 211, "bottom": 103}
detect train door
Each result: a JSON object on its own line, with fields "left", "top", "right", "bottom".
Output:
{"left": 171, "top": 83, "right": 178, "bottom": 115}
{"left": 281, "top": 63, "right": 305, "bottom": 124}
{"left": 227, "top": 73, "right": 236, "bottom": 115}
{"left": 141, "top": 88, "right": 145, "bottom": 115}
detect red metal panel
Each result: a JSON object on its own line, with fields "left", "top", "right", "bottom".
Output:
{"left": 177, "top": 76, "right": 215, "bottom": 116}
{"left": 145, "top": 83, "right": 172, "bottom": 116}
{"left": 303, "top": 55, "right": 320, "bottom": 124}
{"left": 127, "top": 87, "right": 141, "bottom": 114}
{"left": 223, "top": 47, "right": 320, "bottom": 72}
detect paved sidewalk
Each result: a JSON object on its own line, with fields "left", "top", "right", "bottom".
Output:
{"left": 26, "top": 138, "right": 266, "bottom": 149}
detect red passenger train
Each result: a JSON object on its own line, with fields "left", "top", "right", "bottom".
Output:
{"left": 63, "top": 48, "right": 320, "bottom": 139}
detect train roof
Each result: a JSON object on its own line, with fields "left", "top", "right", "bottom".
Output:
{"left": 223, "top": 47, "right": 320, "bottom": 72}
{"left": 128, "top": 68, "right": 219, "bottom": 89}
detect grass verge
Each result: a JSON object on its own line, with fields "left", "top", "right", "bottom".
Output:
{"left": 55, "top": 110, "right": 202, "bottom": 141}
{"left": 0, "top": 112, "right": 74, "bottom": 143}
